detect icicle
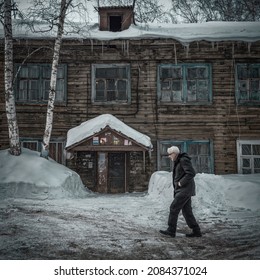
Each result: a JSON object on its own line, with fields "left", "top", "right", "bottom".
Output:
{"left": 101, "top": 41, "right": 104, "bottom": 56}
{"left": 174, "top": 42, "right": 177, "bottom": 65}
{"left": 211, "top": 41, "right": 219, "bottom": 51}
{"left": 121, "top": 40, "right": 129, "bottom": 56}
{"left": 123, "top": 40, "right": 126, "bottom": 55}
{"left": 232, "top": 42, "right": 235, "bottom": 58}
{"left": 90, "top": 39, "right": 94, "bottom": 54}
{"left": 248, "top": 42, "right": 251, "bottom": 54}
{"left": 185, "top": 43, "right": 190, "bottom": 58}
{"left": 126, "top": 40, "right": 129, "bottom": 57}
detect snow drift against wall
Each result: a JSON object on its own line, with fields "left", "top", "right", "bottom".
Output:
{"left": 0, "top": 147, "right": 259, "bottom": 215}
{"left": 0, "top": 148, "right": 88, "bottom": 200}
{"left": 148, "top": 171, "right": 260, "bottom": 213}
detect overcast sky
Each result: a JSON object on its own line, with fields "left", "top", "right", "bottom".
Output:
{"left": 16, "top": 0, "right": 172, "bottom": 22}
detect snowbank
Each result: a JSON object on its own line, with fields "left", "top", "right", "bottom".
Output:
{"left": 0, "top": 148, "right": 88, "bottom": 200}
{"left": 1, "top": 147, "right": 259, "bottom": 214}
{"left": 148, "top": 171, "right": 260, "bottom": 212}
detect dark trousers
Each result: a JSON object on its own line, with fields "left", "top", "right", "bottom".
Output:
{"left": 167, "top": 192, "right": 200, "bottom": 233}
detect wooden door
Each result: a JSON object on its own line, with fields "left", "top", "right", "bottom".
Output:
{"left": 97, "top": 152, "right": 107, "bottom": 193}
{"left": 108, "top": 153, "right": 125, "bottom": 193}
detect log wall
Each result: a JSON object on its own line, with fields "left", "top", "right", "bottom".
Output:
{"left": 0, "top": 37, "right": 260, "bottom": 187}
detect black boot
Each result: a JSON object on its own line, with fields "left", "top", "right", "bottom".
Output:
{"left": 186, "top": 228, "right": 202, "bottom": 237}
{"left": 159, "top": 229, "right": 176, "bottom": 238}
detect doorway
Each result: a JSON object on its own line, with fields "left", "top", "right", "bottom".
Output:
{"left": 98, "top": 152, "right": 126, "bottom": 193}
{"left": 108, "top": 152, "right": 125, "bottom": 193}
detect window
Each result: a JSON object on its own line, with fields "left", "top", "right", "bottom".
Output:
{"left": 158, "top": 140, "right": 213, "bottom": 173}
{"left": 15, "top": 64, "right": 67, "bottom": 104}
{"left": 237, "top": 140, "right": 260, "bottom": 174}
{"left": 92, "top": 64, "right": 131, "bottom": 104}
{"left": 109, "top": 15, "right": 122, "bottom": 32}
{"left": 158, "top": 64, "right": 212, "bottom": 104}
{"left": 236, "top": 64, "right": 260, "bottom": 105}
{"left": 21, "top": 138, "right": 65, "bottom": 164}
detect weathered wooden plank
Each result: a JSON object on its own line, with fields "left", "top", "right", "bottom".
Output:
{"left": 0, "top": 36, "right": 259, "bottom": 187}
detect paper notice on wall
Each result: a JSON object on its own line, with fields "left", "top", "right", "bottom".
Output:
{"left": 93, "top": 137, "right": 99, "bottom": 145}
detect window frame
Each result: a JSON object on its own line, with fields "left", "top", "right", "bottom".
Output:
{"left": 157, "top": 139, "right": 214, "bottom": 173}
{"left": 157, "top": 63, "right": 212, "bottom": 105}
{"left": 235, "top": 63, "right": 260, "bottom": 106}
{"left": 91, "top": 63, "right": 131, "bottom": 105}
{"left": 20, "top": 138, "right": 66, "bottom": 165}
{"left": 237, "top": 140, "right": 260, "bottom": 174}
{"left": 14, "top": 63, "right": 67, "bottom": 105}
{"left": 109, "top": 14, "right": 123, "bottom": 32}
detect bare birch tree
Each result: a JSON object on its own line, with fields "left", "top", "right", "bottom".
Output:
{"left": 17, "top": 0, "right": 89, "bottom": 159}
{"left": 2, "top": 0, "right": 21, "bottom": 155}
{"left": 41, "top": 0, "right": 72, "bottom": 158}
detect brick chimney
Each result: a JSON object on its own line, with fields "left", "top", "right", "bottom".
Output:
{"left": 98, "top": 6, "right": 134, "bottom": 32}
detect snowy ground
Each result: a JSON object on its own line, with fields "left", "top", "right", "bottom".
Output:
{"left": 0, "top": 148, "right": 260, "bottom": 260}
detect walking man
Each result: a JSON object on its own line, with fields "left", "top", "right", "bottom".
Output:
{"left": 160, "top": 146, "right": 201, "bottom": 238}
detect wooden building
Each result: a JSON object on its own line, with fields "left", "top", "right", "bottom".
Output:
{"left": 0, "top": 6, "right": 260, "bottom": 193}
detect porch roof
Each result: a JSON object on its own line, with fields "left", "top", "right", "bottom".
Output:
{"left": 65, "top": 114, "right": 153, "bottom": 150}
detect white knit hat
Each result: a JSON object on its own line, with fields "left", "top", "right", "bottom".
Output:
{"left": 167, "top": 146, "right": 180, "bottom": 155}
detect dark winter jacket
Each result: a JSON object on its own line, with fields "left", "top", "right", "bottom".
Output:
{"left": 172, "top": 153, "right": 196, "bottom": 196}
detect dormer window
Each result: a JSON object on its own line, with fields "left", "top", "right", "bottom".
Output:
{"left": 98, "top": 6, "right": 134, "bottom": 31}
{"left": 109, "top": 15, "right": 122, "bottom": 32}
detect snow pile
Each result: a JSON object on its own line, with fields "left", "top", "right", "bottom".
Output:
{"left": 0, "top": 147, "right": 259, "bottom": 213}
{"left": 213, "top": 174, "right": 260, "bottom": 211}
{"left": 148, "top": 171, "right": 260, "bottom": 213}
{"left": 65, "top": 114, "right": 153, "bottom": 149}
{"left": 0, "top": 148, "right": 88, "bottom": 200}
{"left": 147, "top": 171, "right": 173, "bottom": 203}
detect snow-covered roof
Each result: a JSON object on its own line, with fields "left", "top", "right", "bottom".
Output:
{"left": 88, "top": 21, "right": 260, "bottom": 44}
{"left": 65, "top": 114, "right": 153, "bottom": 150}
{"left": 1, "top": 20, "right": 260, "bottom": 45}
{"left": 97, "top": 5, "right": 133, "bottom": 10}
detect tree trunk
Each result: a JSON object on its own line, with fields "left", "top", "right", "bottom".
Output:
{"left": 4, "top": 0, "right": 21, "bottom": 156}
{"left": 41, "top": 0, "right": 70, "bottom": 158}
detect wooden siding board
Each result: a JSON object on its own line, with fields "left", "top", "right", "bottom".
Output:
{"left": 0, "top": 38, "right": 259, "bottom": 189}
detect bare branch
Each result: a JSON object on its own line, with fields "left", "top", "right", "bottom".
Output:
{"left": 171, "top": 0, "right": 260, "bottom": 22}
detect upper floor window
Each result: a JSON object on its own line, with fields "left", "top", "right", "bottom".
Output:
{"left": 236, "top": 64, "right": 260, "bottom": 105}
{"left": 15, "top": 64, "right": 67, "bottom": 104}
{"left": 92, "top": 64, "right": 131, "bottom": 104}
{"left": 158, "top": 64, "right": 212, "bottom": 104}
{"left": 158, "top": 140, "right": 213, "bottom": 173}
